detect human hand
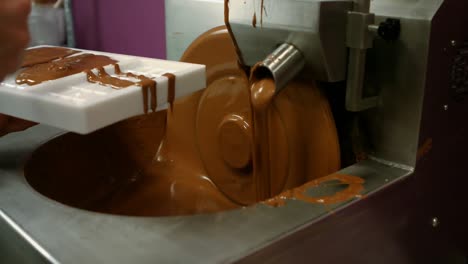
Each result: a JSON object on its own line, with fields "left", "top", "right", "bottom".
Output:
{"left": 0, "top": 114, "right": 36, "bottom": 137}
{"left": 0, "top": 0, "right": 31, "bottom": 81}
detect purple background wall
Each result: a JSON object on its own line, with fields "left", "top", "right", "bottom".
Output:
{"left": 71, "top": 0, "right": 166, "bottom": 59}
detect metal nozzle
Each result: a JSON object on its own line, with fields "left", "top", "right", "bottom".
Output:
{"left": 228, "top": 0, "right": 352, "bottom": 82}
{"left": 254, "top": 43, "right": 305, "bottom": 92}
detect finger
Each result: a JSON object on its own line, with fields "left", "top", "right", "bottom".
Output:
{"left": 0, "top": 27, "right": 29, "bottom": 48}
{"left": 16, "top": 0, "right": 32, "bottom": 19}
{"left": 0, "top": 22, "right": 30, "bottom": 53}
{"left": 0, "top": 30, "right": 29, "bottom": 75}
{"left": 0, "top": 53, "right": 23, "bottom": 80}
{"left": 0, "top": 53, "right": 24, "bottom": 77}
{"left": 0, "top": 0, "right": 31, "bottom": 22}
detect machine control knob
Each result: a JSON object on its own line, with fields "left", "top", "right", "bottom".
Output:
{"left": 378, "top": 18, "right": 401, "bottom": 41}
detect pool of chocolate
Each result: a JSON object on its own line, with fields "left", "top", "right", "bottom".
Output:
{"left": 24, "top": 26, "right": 341, "bottom": 216}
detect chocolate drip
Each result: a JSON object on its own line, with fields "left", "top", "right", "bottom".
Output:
{"left": 141, "top": 86, "right": 149, "bottom": 114}
{"left": 162, "top": 73, "right": 176, "bottom": 110}
{"left": 85, "top": 64, "right": 158, "bottom": 114}
{"left": 250, "top": 77, "right": 276, "bottom": 201}
{"left": 224, "top": 0, "right": 245, "bottom": 65}
{"left": 141, "top": 77, "right": 157, "bottom": 113}
{"left": 114, "top": 64, "right": 157, "bottom": 114}
{"left": 260, "top": 0, "right": 265, "bottom": 26}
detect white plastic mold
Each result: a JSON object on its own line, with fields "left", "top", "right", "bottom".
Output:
{"left": 0, "top": 46, "right": 206, "bottom": 134}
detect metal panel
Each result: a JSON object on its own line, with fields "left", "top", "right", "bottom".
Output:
{"left": 0, "top": 210, "right": 58, "bottom": 264}
{"left": 362, "top": 0, "right": 443, "bottom": 167}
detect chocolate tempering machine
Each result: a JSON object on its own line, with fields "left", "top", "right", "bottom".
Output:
{"left": 1, "top": 0, "right": 468, "bottom": 263}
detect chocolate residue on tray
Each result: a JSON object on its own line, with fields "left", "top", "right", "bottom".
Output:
{"left": 86, "top": 67, "right": 134, "bottom": 89}
{"left": 17, "top": 48, "right": 164, "bottom": 114}
{"left": 87, "top": 64, "right": 159, "bottom": 114}
{"left": 16, "top": 53, "right": 117, "bottom": 86}
{"left": 21, "top": 47, "right": 81, "bottom": 68}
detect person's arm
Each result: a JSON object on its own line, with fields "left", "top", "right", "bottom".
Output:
{"left": 0, "top": 0, "right": 36, "bottom": 136}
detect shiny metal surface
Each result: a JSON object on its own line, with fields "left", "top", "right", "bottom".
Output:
{"left": 363, "top": 0, "right": 443, "bottom": 167}
{"left": 0, "top": 210, "right": 59, "bottom": 264}
{"left": 0, "top": 126, "right": 410, "bottom": 263}
{"left": 345, "top": 10, "right": 379, "bottom": 111}
{"left": 346, "top": 49, "right": 380, "bottom": 111}
{"left": 255, "top": 43, "right": 305, "bottom": 91}
{"left": 228, "top": 0, "right": 352, "bottom": 82}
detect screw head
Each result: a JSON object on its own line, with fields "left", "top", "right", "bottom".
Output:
{"left": 444, "top": 105, "right": 448, "bottom": 111}
{"left": 451, "top": 40, "right": 457, "bottom": 47}
{"left": 431, "top": 217, "right": 440, "bottom": 227}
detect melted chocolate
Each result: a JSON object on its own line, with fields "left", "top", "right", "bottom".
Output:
{"left": 163, "top": 73, "right": 176, "bottom": 110}
{"left": 86, "top": 67, "right": 134, "bottom": 89}
{"left": 86, "top": 64, "right": 160, "bottom": 114}
{"left": 179, "top": 26, "right": 342, "bottom": 206}
{"left": 252, "top": 12, "right": 257, "bottom": 28}
{"left": 25, "top": 26, "right": 343, "bottom": 216}
{"left": 21, "top": 47, "right": 80, "bottom": 68}
{"left": 25, "top": 111, "right": 238, "bottom": 216}
{"left": 224, "top": 0, "right": 245, "bottom": 65}
{"left": 249, "top": 77, "right": 276, "bottom": 200}
{"left": 114, "top": 64, "right": 158, "bottom": 114}
{"left": 16, "top": 53, "right": 117, "bottom": 86}
{"left": 260, "top": 0, "right": 265, "bottom": 26}
{"left": 264, "top": 174, "right": 365, "bottom": 207}
{"left": 18, "top": 48, "right": 162, "bottom": 114}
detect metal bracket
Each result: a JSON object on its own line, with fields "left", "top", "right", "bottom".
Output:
{"left": 346, "top": 8, "right": 401, "bottom": 112}
{"left": 346, "top": 11, "right": 379, "bottom": 112}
